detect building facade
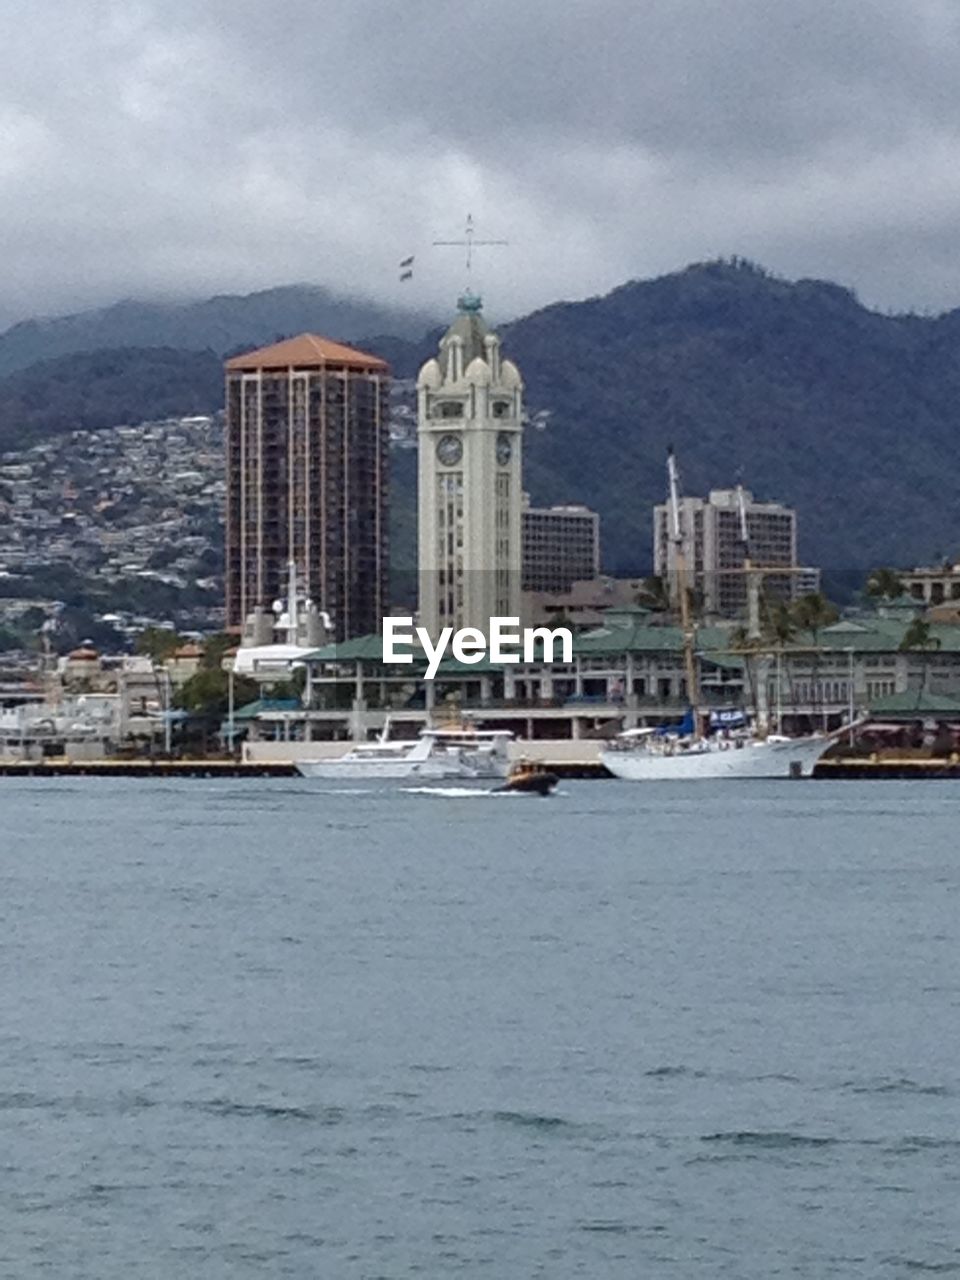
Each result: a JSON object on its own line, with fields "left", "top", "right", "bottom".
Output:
{"left": 654, "top": 487, "right": 812, "bottom": 618}
{"left": 521, "top": 501, "right": 600, "bottom": 593}
{"left": 902, "top": 562, "right": 960, "bottom": 605}
{"left": 224, "top": 334, "right": 389, "bottom": 641}
{"left": 236, "top": 606, "right": 960, "bottom": 756}
{"left": 417, "top": 292, "right": 523, "bottom": 638}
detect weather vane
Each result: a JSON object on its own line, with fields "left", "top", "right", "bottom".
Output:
{"left": 397, "top": 214, "right": 508, "bottom": 286}
{"left": 432, "top": 213, "right": 508, "bottom": 275}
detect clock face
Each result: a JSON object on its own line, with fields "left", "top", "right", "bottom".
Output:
{"left": 496, "top": 432, "right": 512, "bottom": 466}
{"left": 436, "top": 434, "right": 462, "bottom": 466}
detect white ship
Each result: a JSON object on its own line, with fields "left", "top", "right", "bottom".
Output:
{"left": 601, "top": 451, "right": 853, "bottom": 782}
{"left": 601, "top": 726, "right": 833, "bottom": 780}
{"left": 295, "top": 726, "right": 512, "bottom": 781}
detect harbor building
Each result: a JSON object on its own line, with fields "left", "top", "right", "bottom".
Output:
{"left": 224, "top": 334, "right": 390, "bottom": 641}
{"left": 654, "top": 487, "right": 815, "bottom": 618}
{"left": 524, "top": 575, "right": 647, "bottom": 628}
{"left": 231, "top": 604, "right": 960, "bottom": 764}
{"left": 902, "top": 561, "right": 960, "bottom": 606}
{"left": 521, "top": 500, "right": 601, "bottom": 593}
{"left": 417, "top": 292, "right": 523, "bottom": 638}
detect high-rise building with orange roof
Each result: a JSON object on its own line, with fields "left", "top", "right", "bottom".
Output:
{"left": 224, "top": 333, "right": 390, "bottom": 640}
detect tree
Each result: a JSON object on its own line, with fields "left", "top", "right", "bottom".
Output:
{"left": 866, "top": 567, "right": 904, "bottom": 601}
{"left": 545, "top": 609, "right": 576, "bottom": 633}
{"left": 199, "top": 632, "right": 236, "bottom": 671}
{"left": 899, "top": 617, "right": 942, "bottom": 698}
{"left": 136, "top": 626, "right": 183, "bottom": 663}
{"left": 266, "top": 671, "right": 306, "bottom": 700}
{"left": 791, "top": 593, "right": 839, "bottom": 726}
{"left": 175, "top": 668, "right": 258, "bottom": 719}
{"left": 761, "top": 597, "right": 799, "bottom": 710}
{"left": 636, "top": 576, "right": 671, "bottom": 613}
{"left": 762, "top": 597, "right": 796, "bottom": 646}
{"left": 791, "top": 592, "right": 839, "bottom": 642}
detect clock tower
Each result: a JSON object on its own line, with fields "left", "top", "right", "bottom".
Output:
{"left": 417, "top": 291, "right": 523, "bottom": 639}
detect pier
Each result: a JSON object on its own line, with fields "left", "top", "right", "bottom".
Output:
{"left": 814, "top": 756, "right": 960, "bottom": 780}
{"left": 0, "top": 759, "right": 298, "bottom": 778}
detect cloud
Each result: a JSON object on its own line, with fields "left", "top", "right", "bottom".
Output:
{"left": 2, "top": 0, "right": 960, "bottom": 326}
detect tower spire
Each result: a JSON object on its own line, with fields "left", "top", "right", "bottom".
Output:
{"left": 433, "top": 213, "right": 508, "bottom": 308}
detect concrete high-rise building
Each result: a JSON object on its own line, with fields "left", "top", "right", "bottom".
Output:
{"left": 653, "top": 487, "right": 812, "bottom": 618}
{"left": 225, "top": 334, "right": 389, "bottom": 640}
{"left": 417, "top": 292, "right": 523, "bottom": 638}
{"left": 521, "top": 500, "right": 600, "bottom": 593}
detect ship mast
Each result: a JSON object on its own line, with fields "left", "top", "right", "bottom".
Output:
{"left": 737, "top": 482, "right": 769, "bottom": 737}
{"left": 667, "top": 450, "right": 701, "bottom": 735}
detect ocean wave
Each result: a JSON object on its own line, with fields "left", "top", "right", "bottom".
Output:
{"left": 701, "top": 1130, "right": 839, "bottom": 1149}
{"left": 184, "top": 1099, "right": 345, "bottom": 1123}
{"left": 885, "top": 1260, "right": 960, "bottom": 1273}
{"left": 644, "top": 1065, "right": 708, "bottom": 1080}
{"left": 844, "top": 1077, "right": 951, "bottom": 1098}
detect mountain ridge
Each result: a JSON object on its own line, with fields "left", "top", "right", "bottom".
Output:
{"left": 3, "top": 259, "right": 960, "bottom": 575}
{"left": 0, "top": 284, "right": 434, "bottom": 379}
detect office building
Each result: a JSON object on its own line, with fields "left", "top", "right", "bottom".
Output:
{"left": 654, "top": 487, "right": 808, "bottom": 618}
{"left": 522, "top": 501, "right": 600, "bottom": 593}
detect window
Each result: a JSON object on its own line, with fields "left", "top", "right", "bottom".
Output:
{"left": 434, "top": 400, "right": 463, "bottom": 419}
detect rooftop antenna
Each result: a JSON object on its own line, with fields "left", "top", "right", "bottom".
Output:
{"left": 433, "top": 213, "right": 508, "bottom": 297}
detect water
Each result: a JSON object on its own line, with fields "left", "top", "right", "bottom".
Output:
{"left": 1, "top": 778, "right": 959, "bottom": 1278}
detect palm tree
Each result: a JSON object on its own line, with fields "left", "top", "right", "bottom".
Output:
{"left": 762, "top": 597, "right": 796, "bottom": 646}
{"left": 791, "top": 593, "right": 839, "bottom": 727}
{"left": 761, "top": 597, "right": 799, "bottom": 713}
{"left": 791, "top": 592, "right": 839, "bottom": 641}
{"left": 866, "top": 567, "right": 904, "bottom": 601}
{"left": 637, "top": 575, "right": 671, "bottom": 613}
{"left": 899, "top": 617, "right": 942, "bottom": 700}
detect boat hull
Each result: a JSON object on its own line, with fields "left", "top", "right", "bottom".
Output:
{"left": 296, "top": 758, "right": 468, "bottom": 780}
{"left": 600, "top": 735, "right": 829, "bottom": 781}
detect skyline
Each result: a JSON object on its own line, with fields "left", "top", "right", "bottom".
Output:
{"left": 4, "top": 2, "right": 960, "bottom": 326}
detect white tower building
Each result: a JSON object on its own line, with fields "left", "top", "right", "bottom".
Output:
{"left": 417, "top": 291, "right": 524, "bottom": 639}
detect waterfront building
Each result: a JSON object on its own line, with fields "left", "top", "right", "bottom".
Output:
{"left": 0, "top": 652, "right": 168, "bottom": 762}
{"left": 653, "top": 487, "right": 815, "bottom": 618}
{"left": 224, "top": 334, "right": 390, "bottom": 641}
{"left": 233, "top": 608, "right": 960, "bottom": 760}
{"left": 902, "top": 560, "right": 960, "bottom": 606}
{"left": 521, "top": 500, "right": 601, "bottom": 593}
{"left": 524, "top": 575, "right": 647, "bottom": 628}
{"left": 417, "top": 292, "right": 523, "bottom": 638}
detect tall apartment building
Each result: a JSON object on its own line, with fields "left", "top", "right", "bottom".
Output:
{"left": 225, "top": 334, "right": 389, "bottom": 640}
{"left": 521, "top": 501, "right": 600, "bottom": 593}
{"left": 654, "top": 487, "right": 808, "bottom": 618}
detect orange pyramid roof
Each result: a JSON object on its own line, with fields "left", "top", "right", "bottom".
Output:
{"left": 225, "top": 333, "right": 388, "bottom": 372}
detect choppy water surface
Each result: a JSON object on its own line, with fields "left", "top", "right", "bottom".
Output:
{"left": 1, "top": 778, "right": 959, "bottom": 1278}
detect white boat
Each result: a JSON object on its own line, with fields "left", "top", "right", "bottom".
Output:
{"left": 295, "top": 726, "right": 512, "bottom": 781}
{"left": 600, "top": 726, "right": 833, "bottom": 780}
{"left": 601, "top": 449, "right": 855, "bottom": 781}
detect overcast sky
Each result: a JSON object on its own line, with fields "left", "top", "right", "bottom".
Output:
{"left": 2, "top": 0, "right": 960, "bottom": 326}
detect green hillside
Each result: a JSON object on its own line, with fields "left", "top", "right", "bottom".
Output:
{"left": 4, "top": 260, "right": 960, "bottom": 576}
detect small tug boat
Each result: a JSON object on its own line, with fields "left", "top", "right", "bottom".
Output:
{"left": 497, "top": 763, "right": 559, "bottom": 796}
